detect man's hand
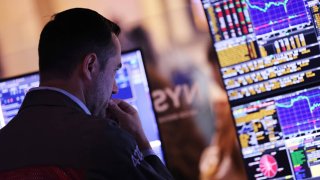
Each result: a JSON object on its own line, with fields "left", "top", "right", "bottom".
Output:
{"left": 107, "top": 99, "right": 151, "bottom": 151}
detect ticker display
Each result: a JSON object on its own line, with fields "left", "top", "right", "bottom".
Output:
{"left": 202, "top": 0, "right": 320, "bottom": 179}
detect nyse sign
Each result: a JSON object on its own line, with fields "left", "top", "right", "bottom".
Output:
{"left": 151, "top": 83, "right": 205, "bottom": 123}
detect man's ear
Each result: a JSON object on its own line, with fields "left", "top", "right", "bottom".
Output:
{"left": 82, "top": 53, "right": 98, "bottom": 80}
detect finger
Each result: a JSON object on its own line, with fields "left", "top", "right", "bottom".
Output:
{"left": 117, "top": 101, "right": 137, "bottom": 114}
{"left": 111, "top": 98, "right": 122, "bottom": 104}
{"left": 107, "top": 100, "right": 125, "bottom": 118}
{"left": 111, "top": 98, "right": 136, "bottom": 114}
{"left": 109, "top": 99, "right": 129, "bottom": 112}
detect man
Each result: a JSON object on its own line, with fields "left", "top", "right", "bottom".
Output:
{"left": 0, "top": 8, "right": 173, "bottom": 180}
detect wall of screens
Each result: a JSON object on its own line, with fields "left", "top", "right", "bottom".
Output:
{"left": 202, "top": 0, "right": 320, "bottom": 179}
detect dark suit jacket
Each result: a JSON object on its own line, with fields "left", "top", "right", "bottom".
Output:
{"left": 0, "top": 90, "right": 173, "bottom": 180}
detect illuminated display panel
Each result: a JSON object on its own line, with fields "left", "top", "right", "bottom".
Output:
{"left": 0, "top": 50, "right": 165, "bottom": 163}
{"left": 202, "top": 0, "right": 320, "bottom": 179}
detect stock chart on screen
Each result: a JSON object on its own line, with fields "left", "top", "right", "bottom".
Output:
{"left": 202, "top": 0, "right": 320, "bottom": 179}
{"left": 247, "top": 0, "right": 309, "bottom": 35}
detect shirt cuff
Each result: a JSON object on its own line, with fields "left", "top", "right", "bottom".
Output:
{"left": 141, "top": 148, "right": 156, "bottom": 158}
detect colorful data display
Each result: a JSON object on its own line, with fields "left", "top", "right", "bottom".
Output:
{"left": 202, "top": 0, "right": 320, "bottom": 179}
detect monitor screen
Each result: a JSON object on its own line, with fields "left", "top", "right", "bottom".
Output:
{"left": 201, "top": 0, "right": 320, "bottom": 179}
{"left": 112, "top": 50, "right": 165, "bottom": 162}
{"left": 0, "top": 49, "right": 165, "bottom": 163}
{"left": 0, "top": 72, "right": 39, "bottom": 128}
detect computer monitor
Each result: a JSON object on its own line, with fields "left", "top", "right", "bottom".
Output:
{"left": 0, "top": 72, "right": 39, "bottom": 127}
{"left": 112, "top": 49, "right": 165, "bottom": 162}
{"left": 0, "top": 49, "right": 165, "bottom": 163}
{"left": 201, "top": 0, "right": 320, "bottom": 179}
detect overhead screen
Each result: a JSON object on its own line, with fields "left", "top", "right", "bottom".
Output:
{"left": 201, "top": 0, "right": 320, "bottom": 179}
{"left": 0, "top": 49, "right": 165, "bottom": 163}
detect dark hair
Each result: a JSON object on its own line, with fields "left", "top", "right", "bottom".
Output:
{"left": 38, "top": 8, "right": 121, "bottom": 80}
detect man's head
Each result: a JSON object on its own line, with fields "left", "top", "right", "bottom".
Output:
{"left": 38, "top": 8, "right": 122, "bottom": 118}
{"left": 39, "top": 8, "right": 120, "bottom": 80}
